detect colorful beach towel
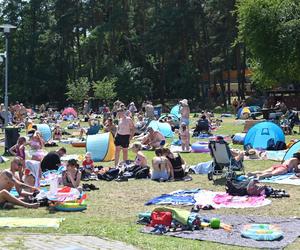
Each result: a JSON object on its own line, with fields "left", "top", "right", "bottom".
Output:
{"left": 145, "top": 189, "right": 200, "bottom": 206}
{"left": 0, "top": 217, "right": 64, "bottom": 229}
{"left": 194, "top": 190, "right": 271, "bottom": 209}
{"left": 261, "top": 173, "right": 300, "bottom": 185}
{"left": 145, "top": 189, "right": 270, "bottom": 208}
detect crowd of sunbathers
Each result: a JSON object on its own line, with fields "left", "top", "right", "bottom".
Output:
{"left": 1, "top": 98, "right": 300, "bottom": 210}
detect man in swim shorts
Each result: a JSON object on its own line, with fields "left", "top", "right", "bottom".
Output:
{"left": 0, "top": 157, "right": 39, "bottom": 209}
{"left": 247, "top": 152, "right": 300, "bottom": 179}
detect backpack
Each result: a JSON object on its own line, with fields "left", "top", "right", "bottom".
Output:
{"left": 134, "top": 166, "right": 150, "bottom": 179}
{"left": 274, "top": 141, "right": 286, "bottom": 150}
{"left": 266, "top": 138, "right": 275, "bottom": 150}
{"left": 225, "top": 179, "right": 250, "bottom": 196}
{"left": 150, "top": 211, "right": 172, "bottom": 227}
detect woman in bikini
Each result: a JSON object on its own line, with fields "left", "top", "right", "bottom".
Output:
{"left": 162, "top": 148, "right": 186, "bottom": 179}
{"left": 28, "top": 130, "right": 45, "bottom": 161}
{"left": 247, "top": 152, "right": 300, "bottom": 179}
{"left": 131, "top": 142, "right": 148, "bottom": 167}
{"left": 62, "top": 159, "right": 82, "bottom": 188}
{"left": 151, "top": 149, "right": 174, "bottom": 181}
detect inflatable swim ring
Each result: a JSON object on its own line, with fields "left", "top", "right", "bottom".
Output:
{"left": 191, "top": 142, "right": 210, "bottom": 153}
{"left": 241, "top": 224, "right": 283, "bottom": 241}
{"left": 54, "top": 202, "right": 87, "bottom": 212}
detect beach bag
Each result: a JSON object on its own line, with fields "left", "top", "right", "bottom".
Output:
{"left": 134, "top": 166, "right": 150, "bottom": 179}
{"left": 150, "top": 211, "right": 172, "bottom": 227}
{"left": 274, "top": 141, "right": 286, "bottom": 150}
{"left": 266, "top": 138, "right": 275, "bottom": 150}
{"left": 226, "top": 179, "right": 250, "bottom": 196}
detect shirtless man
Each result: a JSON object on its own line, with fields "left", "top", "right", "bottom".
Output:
{"left": 143, "top": 127, "right": 166, "bottom": 149}
{"left": 114, "top": 108, "right": 135, "bottom": 166}
{"left": 248, "top": 152, "right": 300, "bottom": 179}
{"left": 151, "top": 149, "right": 174, "bottom": 181}
{"left": 0, "top": 157, "right": 39, "bottom": 209}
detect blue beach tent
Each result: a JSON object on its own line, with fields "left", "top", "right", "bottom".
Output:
{"left": 243, "top": 121, "right": 285, "bottom": 150}
{"left": 282, "top": 141, "right": 300, "bottom": 162}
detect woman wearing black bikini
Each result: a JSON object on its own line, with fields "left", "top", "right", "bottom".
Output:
{"left": 162, "top": 148, "right": 185, "bottom": 179}
{"left": 62, "top": 159, "right": 81, "bottom": 188}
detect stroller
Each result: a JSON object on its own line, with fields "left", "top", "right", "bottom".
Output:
{"left": 207, "top": 139, "right": 245, "bottom": 181}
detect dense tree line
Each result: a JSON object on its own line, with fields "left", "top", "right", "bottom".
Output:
{"left": 0, "top": 0, "right": 299, "bottom": 108}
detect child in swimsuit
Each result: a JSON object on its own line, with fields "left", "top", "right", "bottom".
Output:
{"left": 9, "top": 137, "right": 26, "bottom": 161}
{"left": 179, "top": 122, "right": 190, "bottom": 152}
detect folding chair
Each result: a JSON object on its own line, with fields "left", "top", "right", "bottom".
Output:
{"left": 208, "top": 140, "right": 244, "bottom": 181}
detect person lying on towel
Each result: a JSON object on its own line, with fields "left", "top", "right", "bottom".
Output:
{"left": 0, "top": 157, "right": 39, "bottom": 209}
{"left": 247, "top": 152, "right": 300, "bottom": 179}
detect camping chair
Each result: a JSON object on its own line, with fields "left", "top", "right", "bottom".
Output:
{"left": 208, "top": 140, "right": 245, "bottom": 181}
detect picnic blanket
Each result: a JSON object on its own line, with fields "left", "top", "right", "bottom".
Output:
{"left": 261, "top": 173, "right": 300, "bottom": 185}
{"left": 158, "top": 213, "right": 300, "bottom": 249}
{"left": 194, "top": 190, "right": 271, "bottom": 209}
{"left": 0, "top": 217, "right": 64, "bottom": 229}
{"left": 145, "top": 189, "right": 271, "bottom": 208}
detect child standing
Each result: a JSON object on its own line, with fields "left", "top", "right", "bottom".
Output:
{"left": 179, "top": 122, "right": 190, "bottom": 152}
{"left": 9, "top": 137, "right": 26, "bottom": 160}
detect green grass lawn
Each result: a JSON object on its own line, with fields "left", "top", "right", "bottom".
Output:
{"left": 0, "top": 116, "right": 299, "bottom": 250}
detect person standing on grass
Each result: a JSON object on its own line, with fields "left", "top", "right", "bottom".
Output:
{"left": 114, "top": 108, "right": 135, "bottom": 167}
{"left": 179, "top": 99, "right": 190, "bottom": 127}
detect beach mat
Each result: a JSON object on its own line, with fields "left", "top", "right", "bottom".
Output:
{"left": 261, "top": 173, "right": 300, "bottom": 185}
{"left": 142, "top": 213, "right": 300, "bottom": 249}
{"left": 0, "top": 217, "right": 64, "bottom": 229}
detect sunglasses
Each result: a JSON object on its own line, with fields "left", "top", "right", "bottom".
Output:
{"left": 17, "top": 163, "right": 23, "bottom": 167}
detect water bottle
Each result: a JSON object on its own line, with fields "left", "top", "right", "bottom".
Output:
{"left": 49, "top": 174, "right": 58, "bottom": 195}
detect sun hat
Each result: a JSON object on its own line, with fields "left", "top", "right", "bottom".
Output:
{"left": 180, "top": 99, "right": 188, "bottom": 106}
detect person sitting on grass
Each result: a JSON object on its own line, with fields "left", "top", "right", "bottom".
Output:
{"left": 131, "top": 142, "right": 148, "bottom": 167}
{"left": 247, "top": 152, "right": 300, "bottom": 180}
{"left": 0, "top": 158, "right": 39, "bottom": 209}
{"left": 162, "top": 148, "right": 186, "bottom": 179}
{"left": 142, "top": 127, "right": 166, "bottom": 149}
{"left": 41, "top": 147, "right": 66, "bottom": 172}
{"left": 79, "top": 118, "right": 101, "bottom": 138}
{"left": 62, "top": 159, "right": 82, "bottom": 189}
{"left": 151, "top": 149, "right": 174, "bottom": 181}
{"left": 81, "top": 152, "right": 95, "bottom": 180}
{"left": 53, "top": 124, "right": 62, "bottom": 140}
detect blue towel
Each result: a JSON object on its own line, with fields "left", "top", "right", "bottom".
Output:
{"left": 145, "top": 189, "right": 200, "bottom": 206}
